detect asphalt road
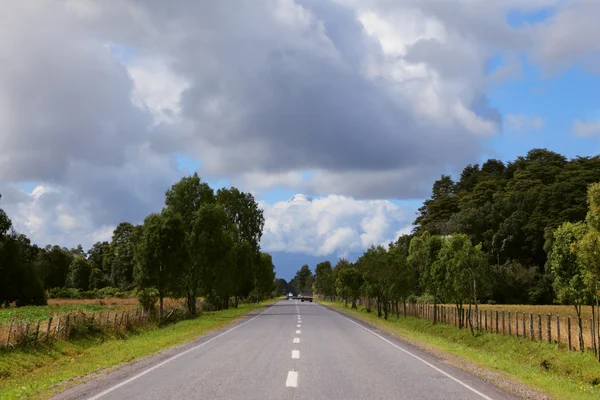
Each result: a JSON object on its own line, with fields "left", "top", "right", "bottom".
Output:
{"left": 54, "top": 300, "right": 520, "bottom": 400}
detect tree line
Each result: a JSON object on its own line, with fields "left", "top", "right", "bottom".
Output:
{"left": 293, "top": 149, "right": 600, "bottom": 336}
{"left": 0, "top": 173, "right": 277, "bottom": 325}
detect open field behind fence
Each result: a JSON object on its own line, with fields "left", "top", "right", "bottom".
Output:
{"left": 326, "top": 296, "right": 600, "bottom": 355}
{"left": 0, "top": 297, "right": 184, "bottom": 347}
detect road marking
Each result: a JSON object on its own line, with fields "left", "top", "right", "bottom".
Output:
{"left": 292, "top": 349, "right": 300, "bottom": 359}
{"left": 293, "top": 337, "right": 300, "bottom": 343}
{"left": 286, "top": 371, "right": 298, "bottom": 388}
{"left": 340, "top": 314, "right": 495, "bottom": 400}
{"left": 85, "top": 303, "right": 277, "bottom": 400}
{"left": 297, "top": 324, "right": 301, "bottom": 327}
{"left": 296, "top": 330, "right": 301, "bottom": 334}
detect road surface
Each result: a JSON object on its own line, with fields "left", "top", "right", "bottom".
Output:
{"left": 54, "top": 300, "right": 519, "bottom": 400}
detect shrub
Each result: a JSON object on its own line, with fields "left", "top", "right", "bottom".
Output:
{"left": 48, "top": 287, "right": 82, "bottom": 299}
{"left": 136, "top": 287, "right": 159, "bottom": 311}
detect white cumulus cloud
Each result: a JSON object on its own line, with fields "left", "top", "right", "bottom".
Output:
{"left": 260, "top": 194, "right": 412, "bottom": 257}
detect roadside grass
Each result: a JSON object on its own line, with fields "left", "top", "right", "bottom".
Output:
{"left": 320, "top": 300, "right": 600, "bottom": 400}
{"left": 0, "top": 300, "right": 276, "bottom": 400}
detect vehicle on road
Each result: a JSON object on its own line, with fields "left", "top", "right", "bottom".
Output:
{"left": 299, "top": 293, "right": 313, "bottom": 302}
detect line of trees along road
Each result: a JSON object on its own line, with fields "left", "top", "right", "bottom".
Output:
{"left": 296, "top": 149, "right": 600, "bottom": 340}
{"left": 0, "top": 173, "right": 276, "bottom": 325}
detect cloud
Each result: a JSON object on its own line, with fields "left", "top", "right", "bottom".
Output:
{"left": 1, "top": 0, "right": 599, "bottom": 251}
{"left": 260, "top": 194, "right": 412, "bottom": 257}
{"left": 505, "top": 114, "right": 544, "bottom": 132}
{"left": 0, "top": 184, "right": 116, "bottom": 249}
{"left": 572, "top": 119, "right": 600, "bottom": 138}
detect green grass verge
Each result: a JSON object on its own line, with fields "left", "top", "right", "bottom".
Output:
{"left": 320, "top": 300, "right": 600, "bottom": 400}
{"left": 0, "top": 300, "right": 278, "bottom": 400}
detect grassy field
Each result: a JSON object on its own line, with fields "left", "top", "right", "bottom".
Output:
{"left": 0, "top": 297, "right": 183, "bottom": 343}
{"left": 0, "top": 300, "right": 276, "bottom": 400}
{"left": 321, "top": 300, "right": 600, "bottom": 400}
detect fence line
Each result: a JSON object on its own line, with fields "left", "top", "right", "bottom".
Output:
{"left": 0, "top": 308, "right": 154, "bottom": 349}
{"left": 321, "top": 295, "right": 600, "bottom": 357}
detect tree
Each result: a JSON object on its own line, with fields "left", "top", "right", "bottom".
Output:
{"left": 135, "top": 210, "right": 186, "bottom": 325}
{"left": 388, "top": 241, "right": 413, "bottom": 318}
{"left": 548, "top": 221, "right": 588, "bottom": 351}
{"left": 109, "top": 222, "right": 138, "bottom": 290}
{"left": 409, "top": 233, "right": 443, "bottom": 322}
{"left": 186, "top": 203, "right": 235, "bottom": 315}
{"left": 88, "top": 241, "right": 111, "bottom": 290}
{"left": 35, "top": 245, "right": 73, "bottom": 290}
{"left": 291, "top": 265, "right": 313, "bottom": 294}
{"left": 164, "top": 173, "right": 216, "bottom": 315}
{"left": 314, "top": 261, "right": 335, "bottom": 299}
{"left": 0, "top": 194, "right": 10, "bottom": 237}
{"left": 255, "top": 252, "right": 276, "bottom": 301}
{"left": 336, "top": 265, "right": 363, "bottom": 309}
{"left": 572, "top": 183, "right": 600, "bottom": 358}
{"left": 217, "top": 187, "right": 265, "bottom": 306}
{"left": 0, "top": 234, "right": 46, "bottom": 307}
{"left": 357, "top": 245, "right": 395, "bottom": 319}
{"left": 439, "top": 234, "right": 487, "bottom": 331}
{"left": 67, "top": 255, "right": 91, "bottom": 291}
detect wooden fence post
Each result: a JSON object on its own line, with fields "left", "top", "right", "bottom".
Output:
{"left": 6, "top": 318, "right": 14, "bottom": 347}
{"left": 537, "top": 314, "right": 542, "bottom": 341}
{"left": 45, "top": 317, "right": 53, "bottom": 342}
{"left": 529, "top": 313, "right": 534, "bottom": 341}
{"left": 567, "top": 316, "right": 572, "bottom": 350}
{"left": 513, "top": 311, "right": 516, "bottom": 337}
{"left": 34, "top": 320, "right": 41, "bottom": 345}
{"left": 593, "top": 317, "right": 597, "bottom": 356}
{"left": 502, "top": 311, "right": 505, "bottom": 335}
{"left": 522, "top": 313, "right": 526, "bottom": 340}
{"left": 579, "top": 317, "right": 584, "bottom": 352}
{"left": 547, "top": 314, "right": 551, "bottom": 343}
{"left": 55, "top": 316, "right": 61, "bottom": 337}
{"left": 556, "top": 315, "right": 560, "bottom": 345}
{"left": 495, "top": 310, "right": 499, "bottom": 333}
{"left": 64, "top": 315, "right": 71, "bottom": 339}
{"left": 484, "top": 310, "right": 488, "bottom": 332}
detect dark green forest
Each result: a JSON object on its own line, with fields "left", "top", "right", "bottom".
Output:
{"left": 295, "top": 149, "right": 600, "bottom": 335}
{"left": 0, "top": 173, "right": 276, "bottom": 323}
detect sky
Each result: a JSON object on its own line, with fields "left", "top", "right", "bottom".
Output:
{"left": 1, "top": 0, "right": 599, "bottom": 280}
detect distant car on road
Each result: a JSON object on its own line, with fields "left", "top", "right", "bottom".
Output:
{"left": 299, "top": 293, "right": 313, "bottom": 302}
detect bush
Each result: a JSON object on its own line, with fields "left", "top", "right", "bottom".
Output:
{"left": 136, "top": 287, "right": 159, "bottom": 311}
{"left": 48, "top": 286, "right": 132, "bottom": 299}
{"left": 48, "top": 287, "right": 82, "bottom": 299}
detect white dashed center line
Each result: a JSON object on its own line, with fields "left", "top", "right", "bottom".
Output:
{"left": 286, "top": 371, "right": 298, "bottom": 388}
{"left": 293, "top": 337, "right": 300, "bottom": 343}
{"left": 292, "top": 350, "right": 300, "bottom": 359}
{"left": 297, "top": 324, "right": 301, "bottom": 327}
{"left": 296, "top": 330, "right": 301, "bottom": 334}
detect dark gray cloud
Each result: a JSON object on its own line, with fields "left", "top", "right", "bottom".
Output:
{"left": 0, "top": 0, "right": 598, "bottom": 250}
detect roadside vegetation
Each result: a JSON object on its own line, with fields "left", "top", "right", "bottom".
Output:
{"left": 0, "top": 301, "right": 275, "bottom": 400}
{"left": 1, "top": 173, "right": 278, "bottom": 326}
